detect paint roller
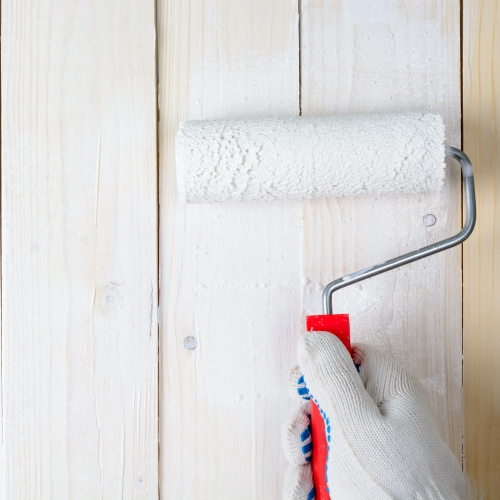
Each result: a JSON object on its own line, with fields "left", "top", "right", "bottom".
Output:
{"left": 175, "top": 111, "right": 476, "bottom": 500}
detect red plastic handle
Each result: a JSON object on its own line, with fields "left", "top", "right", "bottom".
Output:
{"left": 305, "top": 314, "right": 351, "bottom": 500}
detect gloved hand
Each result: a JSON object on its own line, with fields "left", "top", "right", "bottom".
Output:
{"left": 282, "top": 332, "right": 473, "bottom": 500}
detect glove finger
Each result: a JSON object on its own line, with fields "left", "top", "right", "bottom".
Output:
{"left": 282, "top": 403, "right": 313, "bottom": 465}
{"left": 297, "top": 332, "right": 380, "bottom": 428}
{"left": 352, "top": 343, "right": 433, "bottom": 420}
{"left": 283, "top": 464, "right": 315, "bottom": 500}
{"left": 289, "top": 365, "right": 311, "bottom": 401}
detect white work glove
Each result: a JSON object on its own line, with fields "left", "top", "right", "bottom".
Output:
{"left": 282, "top": 332, "right": 473, "bottom": 500}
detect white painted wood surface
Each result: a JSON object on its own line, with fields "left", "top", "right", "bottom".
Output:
{"left": 1, "top": 1, "right": 158, "bottom": 498}
{"left": 300, "top": 0, "right": 463, "bottom": 458}
{"left": 158, "top": 0, "right": 301, "bottom": 497}
{"left": 1, "top": 0, "right": 469, "bottom": 497}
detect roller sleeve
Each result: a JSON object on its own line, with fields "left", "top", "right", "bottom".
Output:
{"left": 176, "top": 112, "right": 446, "bottom": 203}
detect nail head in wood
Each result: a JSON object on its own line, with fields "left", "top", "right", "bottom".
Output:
{"left": 184, "top": 336, "right": 198, "bottom": 350}
{"left": 423, "top": 214, "right": 437, "bottom": 226}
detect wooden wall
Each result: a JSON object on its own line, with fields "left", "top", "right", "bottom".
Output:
{"left": 2, "top": 1, "right": 158, "bottom": 497}
{"left": 463, "top": 1, "right": 500, "bottom": 498}
{"left": 0, "top": 0, "right": 498, "bottom": 498}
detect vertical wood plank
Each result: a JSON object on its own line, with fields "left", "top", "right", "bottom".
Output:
{"left": 158, "top": 0, "right": 300, "bottom": 497}
{"left": 463, "top": 1, "right": 500, "bottom": 497}
{"left": 300, "top": 0, "right": 463, "bottom": 458}
{"left": 1, "top": 1, "right": 158, "bottom": 498}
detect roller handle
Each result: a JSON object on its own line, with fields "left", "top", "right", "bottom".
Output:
{"left": 305, "top": 314, "right": 351, "bottom": 500}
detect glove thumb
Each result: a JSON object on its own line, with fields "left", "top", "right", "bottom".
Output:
{"left": 298, "top": 332, "right": 380, "bottom": 429}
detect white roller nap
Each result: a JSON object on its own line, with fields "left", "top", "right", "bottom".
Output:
{"left": 176, "top": 112, "right": 446, "bottom": 203}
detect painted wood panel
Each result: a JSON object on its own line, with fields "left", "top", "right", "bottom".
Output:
{"left": 300, "top": 0, "right": 463, "bottom": 459}
{"left": 158, "top": 0, "right": 301, "bottom": 498}
{"left": 1, "top": 1, "right": 158, "bottom": 498}
{"left": 463, "top": 1, "right": 500, "bottom": 497}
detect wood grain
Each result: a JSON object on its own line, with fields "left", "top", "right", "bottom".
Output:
{"left": 158, "top": 0, "right": 301, "bottom": 497}
{"left": 1, "top": 1, "right": 158, "bottom": 497}
{"left": 463, "top": 1, "right": 500, "bottom": 497}
{"left": 300, "top": 0, "right": 463, "bottom": 458}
